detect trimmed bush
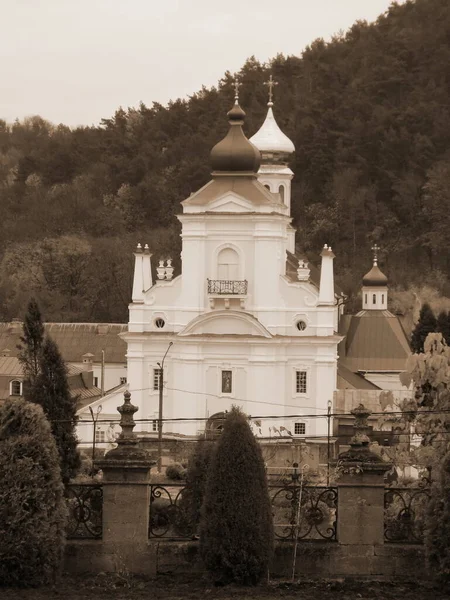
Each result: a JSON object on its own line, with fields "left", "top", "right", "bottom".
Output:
{"left": 199, "top": 407, "right": 274, "bottom": 585}
{"left": 425, "top": 449, "right": 450, "bottom": 585}
{"left": 178, "top": 434, "right": 215, "bottom": 536}
{"left": 0, "top": 398, "right": 67, "bottom": 587}
{"left": 165, "top": 462, "right": 187, "bottom": 481}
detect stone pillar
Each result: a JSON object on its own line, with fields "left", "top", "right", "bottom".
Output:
{"left": 96, "top": 391, "right": 156, "bottom": 575}
{"left": 336, "top": 404, "right": 391, "bottom": 547}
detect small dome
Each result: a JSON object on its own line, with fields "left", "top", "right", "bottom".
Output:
{"left": 249, "top": 106, "right": 295, "bottom": 156}
{"left": 210, "top": 102, "right": 261, "bottom": 173}
{"left": 363, "top": 264, "right": 388, "bottom": 287}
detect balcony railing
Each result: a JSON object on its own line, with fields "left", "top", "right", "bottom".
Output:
{"left": 207, "top": 279, "right": 248, "bottom": 295}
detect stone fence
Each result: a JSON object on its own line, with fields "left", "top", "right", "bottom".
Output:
{"left": 64, "top": 393, "right": 428, "bottom": 579}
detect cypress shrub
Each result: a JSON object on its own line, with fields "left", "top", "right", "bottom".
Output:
{"left": 425, "top": 449, "right": 450, "bottom": 586}
{"left": 411, "top": 303, "right": 437, "bottom": 353}
{"left": 199, "top": 407, "right": 273, "bottom": 585}
{"left": 0, "top": 398, "right": 67, "bottom": 587}
{"left": 178, "top": 434, "right": 215, "bottom": 536}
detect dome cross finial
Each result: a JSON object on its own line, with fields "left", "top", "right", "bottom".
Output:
{"left": 371, "top": 243, "right": 380, "bottom": 266}
{"left": 264, "top": 74, "right": 278, "bottom": 106}
{"left": 233, "top": 75, "right": 241, "bottom": 103}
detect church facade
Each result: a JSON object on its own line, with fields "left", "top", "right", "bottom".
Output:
{"left": 123, "top": 82, "right": 343, "bottom": 441}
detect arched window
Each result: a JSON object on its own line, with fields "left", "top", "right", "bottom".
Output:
{"left": 217, "top": 247, "right": 239, "bottom": 280}
{"left": 263, "top": 184, "right": 270, "bottom": 191}
{"left": 365, "top": 294, "right": 367, "bottom": 304}
{"left": 382, "top": 294, "right": 385, "bottom": 304}
{"left": 10, "top": 380, "right": 22, "bottom": 396}
{"left": 373, "top": 294, "right": 376, "bottom": 305}
{"left": 278, "top": 184, "right": 285, "bottom": 203}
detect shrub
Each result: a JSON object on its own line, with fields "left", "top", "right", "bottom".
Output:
{"left": 0, "top": 398, "right": 67, "bottom": 587}
{"left": 199, "top": 406, "right": 274, "bottom": 585}
{"left": 177, "top": 434, "right": 215, "bottom": 536}
{"left": 165, "top": 462, "right": 186, "bottom": 481}
{"left": 425, "top": 449, "right": 450, "bottom": 585}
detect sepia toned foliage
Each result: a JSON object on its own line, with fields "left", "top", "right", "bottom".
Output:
{"left": 1, "top": 0, "right": 450, "bottom": 321}
{"left": 0, "top": 398, "right": 67, "bottom": 587}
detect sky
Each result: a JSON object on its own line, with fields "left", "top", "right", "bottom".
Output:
{"left": 1, "top": 0, "right": 404, "bottom": 127}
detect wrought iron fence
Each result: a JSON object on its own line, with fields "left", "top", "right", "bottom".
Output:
{"left": 384, "top": 483, "right": 431, "bottom": 544}
{"left": 207, "top": 279, "right": 248, "bottom": 295}
{"left": 148, "top": 483, "right": 337, "bottom": 541}
{"left": 65, "top": 483, "right": 103, "bottom": 539}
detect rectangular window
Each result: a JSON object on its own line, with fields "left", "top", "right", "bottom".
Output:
{"left": 152, "top": 420, "right": 160, "bottom": 432}
{"left": 373, "top": 294, "right": 376, "bottom": 304}
{"left": 221, "top": 370, "right": 232, "bottom": 394}
{"left": 120, "top": 377, "right": 127, "bottom": 384}
{"left": 294, "top": 422, "right": 306, "bottom": 435}
{"left": 153, "top": 368, "right": 161, "bottom": 391}
{"left": 295, "top": 371, "right": 307, "bottom": 394}
{"left": 94, "top": 376, "right": 99, "bottom": 387}
{"left": 365, "top": 294, "right": 367, "bottom": 304}
{"left": 95, "top": 429, "right": 106, "bottom": 443}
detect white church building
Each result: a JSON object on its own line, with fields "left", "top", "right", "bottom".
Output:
{"left": 123, "top": 81, "right": 344, "bottom": 441}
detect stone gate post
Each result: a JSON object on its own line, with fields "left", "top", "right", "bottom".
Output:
{"left": 96, "top": 390, "right": 156, "bottom": 576}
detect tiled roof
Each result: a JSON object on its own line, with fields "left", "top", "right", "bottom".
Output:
{"left": 339, "top": 310, "right": 411, "bottom": 372}
{"left": 182, "top": 176, "right": 284, "bottom": 207}
{"left": 0, "top": 322, "right": 127, "bottom": 364}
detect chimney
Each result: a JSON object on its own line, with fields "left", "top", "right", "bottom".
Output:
{"left": 82, "top": 352, "right": 94, "bottom": 371}
{"left": 8, "top": 318, "right": 23, "bottom": 333}
{"left": 318, "top": 244, "right": 335, "bottom": 305}
{"left": 297, "top": 259, "right": 310, "bottom": 282}
{"left": 1, "top": 348, "right": 11, "bottom": 357}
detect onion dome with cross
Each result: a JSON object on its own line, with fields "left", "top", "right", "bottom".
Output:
{"left": 362, "top": 244, "right": 388, "bottom": 287}
{"left": 249, "top": 75, "right": 295, "bottom": 162}
{"left": 210, "top": 76, "right": 261, "bottom": 174}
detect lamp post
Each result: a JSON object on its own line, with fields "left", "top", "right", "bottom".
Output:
{"left": 157, "top": 342, "right": 173, "bottom": 473}
{"left": 327, "top": 399, "right": 332, "bottom": 485}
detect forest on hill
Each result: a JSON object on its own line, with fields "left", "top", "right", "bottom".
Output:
{"left": 0, "top": 0, "right": 450, "bottom": 323}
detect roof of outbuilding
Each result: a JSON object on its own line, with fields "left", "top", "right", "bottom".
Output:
{"left": 0, "top": 322, "right": 127, "bottom": 364}
{"left": 339, "top": 310, "right": 410, "bottom": 372}
{"left": 337, "top": 363, "right": 381, "bottom": 390}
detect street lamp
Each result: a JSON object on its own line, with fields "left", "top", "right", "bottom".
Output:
{"left": 157, "top": 342, "right": 173, "bottom": 473}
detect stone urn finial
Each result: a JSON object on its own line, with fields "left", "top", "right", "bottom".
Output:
{"left": 96, "top": 391, "right": 154, "bottom": 467}
{"left": 337, "top": 403, "right": 391, "bottom": 473}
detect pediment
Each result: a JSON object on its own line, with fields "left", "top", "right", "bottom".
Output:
{"left": 179, "top": 310, "right": 272, "bottom": 338}
{"left": 206, "top": 192, "right": 254, "bottom": 213}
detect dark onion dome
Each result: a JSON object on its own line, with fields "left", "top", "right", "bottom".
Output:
{"left": 210, "top": 102, "right": 261, "bottom": 173}
{"left": 362, "top": 263, "right": 388, "bottom": 287}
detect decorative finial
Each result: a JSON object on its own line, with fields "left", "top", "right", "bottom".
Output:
{"left": 116, "top": 390, "right": 139, "bottom": 444}
{"left": 264, "top": 74, "right": 278, "bottom": 106}
{"left": 371, "top": 244, "right": 380, "bottom": 266}
{"left": 233, "top": 75, "right": 241, "bottom": 103}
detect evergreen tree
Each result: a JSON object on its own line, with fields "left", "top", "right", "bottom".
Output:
{"left": 199, "top": 407, "right": 273, "bottom": 585}
{"left": 425, "top": 449, "right": 450, "bottom": 586}
{"left": 436, "top": 310, "right": 450, "bottom": 346}
{"left": 0, "top": 398, "right": 67, "bottom": 587}
{"left": 411, "top": 303, "right": 437, "bottom": 353}
{"left": 17, "top": 297, "right": 44, "bottom": 388}
{"left": 179, "top": 434, "right": 215, "bottom": 535}
{"left": 29, "top": 337, "right": 80, "bottom": 484}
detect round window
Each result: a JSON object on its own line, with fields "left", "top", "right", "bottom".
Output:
{"left": 155, "top": 318, "right": 165, "bottom": 329}
{"left": 296, "top": 320, "right": 307, "bottom": 331}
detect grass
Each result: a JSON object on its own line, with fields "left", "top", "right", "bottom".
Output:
{"left": 1, "top": 574, "right": 449, "bottom": 600}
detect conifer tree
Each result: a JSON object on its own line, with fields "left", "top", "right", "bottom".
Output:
{"left": 0, "top": 398, "right": 67, "bottom": 586}
{"left": 199, "top": 407, "right": 273, "bottom": 585}
{"left": 437, "top": 310, "right": 450, "bottom": 346}
{"left": 411, "top": 303, "right": 437, "bottom": 353}
{"left": 30, "top": 337, "right": 80, "bottom": 484}
{"left": 17, "top": 297, "right": 45, "bottom": 389}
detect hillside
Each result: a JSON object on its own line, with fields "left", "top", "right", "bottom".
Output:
{"left": 0, "top": 0, "right": 449, "bottom": 322}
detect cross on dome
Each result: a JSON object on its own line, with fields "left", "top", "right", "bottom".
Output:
{"left": 233, "top": 75, "right": 241, "bottom": 102}
{"left": 371, "top": 244, "right": 380, "bottom": 265}
{"left": 264, "top": 74, "right": 278, "bottom": 106}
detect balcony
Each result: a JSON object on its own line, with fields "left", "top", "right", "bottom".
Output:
{"left": 207, "top": 279, "right": 248, "bottom": 309}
